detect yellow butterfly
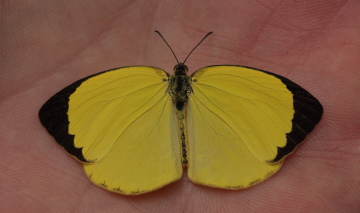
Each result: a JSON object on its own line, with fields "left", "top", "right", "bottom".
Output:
{"left": 39, "top": 31, "right": 323, "bottom": 195}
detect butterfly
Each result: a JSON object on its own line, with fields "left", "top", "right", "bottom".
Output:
{"left": 39, "top": 31, "right": 323, "bottom": 195}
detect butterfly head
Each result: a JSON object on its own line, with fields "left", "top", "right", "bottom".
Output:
{"left": 174, "top": 63, "right": 188, "bottom": 76}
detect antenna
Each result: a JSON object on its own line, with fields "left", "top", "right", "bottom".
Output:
{"left": 183, "top": 32, "right": 212, "bottom": 63}
{"left": 155, "top": 31, "right": 213, "bottom": 64}
{"left": 155, "top": 30, "right": 179, "bottom": 64}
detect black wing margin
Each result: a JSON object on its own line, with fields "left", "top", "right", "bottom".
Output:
{"left": 263, "top": 70, "right": 323, "bottom": 162}
{"left": 38, "top": 69, "right": 116, "bottom": 162}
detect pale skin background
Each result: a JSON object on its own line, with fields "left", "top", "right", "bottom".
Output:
{"left": 1, "top": 0, "right": 360, "bottom": 212}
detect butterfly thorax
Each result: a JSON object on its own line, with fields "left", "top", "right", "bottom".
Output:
{"left": 169, "top": 63, "right": 192, "bottom": 112}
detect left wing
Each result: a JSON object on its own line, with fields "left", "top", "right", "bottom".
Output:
{"left": 39, "top": 66, "right": 183, "bottom": 195}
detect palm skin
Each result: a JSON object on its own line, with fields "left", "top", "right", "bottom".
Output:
{"left": 1, "top": 1, "right": 359, "bottom": 212}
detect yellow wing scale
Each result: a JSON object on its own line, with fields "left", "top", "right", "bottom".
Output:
{"left": 83, "top": 95, "right": 181, "bottom": 194}
{"left": 187, "top": 97, "right": 282, "bottom": 188}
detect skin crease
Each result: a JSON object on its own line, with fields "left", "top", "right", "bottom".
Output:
{"left": 1, "top": 0, "right": 360, "bottom": 212}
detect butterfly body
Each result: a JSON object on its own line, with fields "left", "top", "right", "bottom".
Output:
{"left": 168, "top": 63, "right": 192, "bottom": 165}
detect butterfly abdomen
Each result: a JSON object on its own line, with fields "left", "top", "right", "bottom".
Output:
{"left": 177, "top": 112, "right": 189, "bottom": 166}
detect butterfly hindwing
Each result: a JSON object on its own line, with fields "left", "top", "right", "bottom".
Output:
{"left": 39, "top": 66, "right": 183, "bottom": 195}
{"left": 187, "top": 65, "right": 322, "bottom": 189}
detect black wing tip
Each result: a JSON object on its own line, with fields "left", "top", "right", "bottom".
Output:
{"left": 271, "top": 76, "right": 323, "bottom": 162}
{"left": 39, "top": 67, "right": 131, "bottom": 163}
{"left": 38, "top": 77, "right": 92, "bottom": 163}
